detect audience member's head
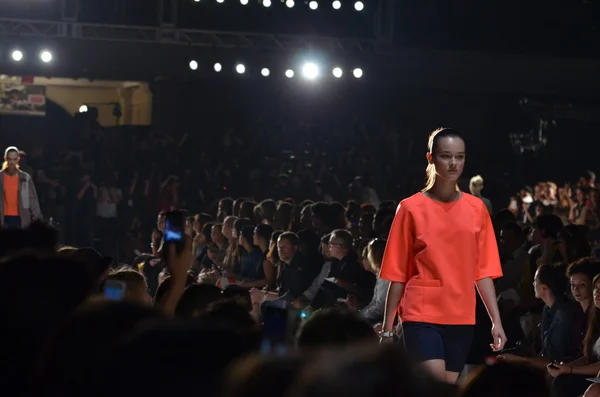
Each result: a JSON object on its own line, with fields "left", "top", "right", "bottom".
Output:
{"left": 175, "top": 283, "right": 222, "bottom": 318}
{"left": 104, "top": 269, "right": 151, "bottom": 305}
{"left": 460, "top": 362, "right": 550, "bottom": 397}
{"left": 296, "top": 308, "right": 376, "bottom": 350}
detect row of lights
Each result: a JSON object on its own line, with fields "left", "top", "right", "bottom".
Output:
{"left": 189, "top": 61, "right": 363, "bottom": 79}
{"left": 194, "top": 0, "right": 365, "bottom": 11}
{"left": 7, "top": 49, "right": 53, "bottom": 63}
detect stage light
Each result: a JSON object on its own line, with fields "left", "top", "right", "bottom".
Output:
{"left": 214, "top": 62, "right": 222, "bottom": 72}
{"left": 285, "top": 69, "right": 294, "bottom": 78}
{"left": 194, "top": 0, "right": 201, "bottom": 2}
{"left": 332, "top": 67, "right": 343, "bottom": 78}
{"left": 302, "top": 63, "right": 319, "bottom": 80}
{"left": 189, "top": 60, "right": 198, "bottom": 70}
{"left": 240, "top": 0, "right": 248, "bottom": 4}
{"left": 353, "top": 68, "right": 363, "bottom": 78}
{"left": 236, "top": 64, "right": 246, "bottom": 74}
{"left": 11, "top": 50, "right": 23, "bottom": 62}
{"left": 309, "top": 1, "right": 318, "bottom": 10}
{"left": 332, "top": 0, "right": 341, "bottom": 9}
{"left": 261, "top": 68, "right": 270, "bottom": 77}
{"left": 216, "top": 0, "right": 224, "bottom": 3}
{"left": 262, "top": 0, "right": 271, "bottom": 7}
{"left": 354, "top": 1, "right": 364, "bottom": 11}
{"left": 40, "top": 50, "right": 52, "bottom": 63}
{"left": 79, "top": 105, "right": 88, "bottom": 113}
{"left": 286, "top": 0, "right": 294, "bottom": 8}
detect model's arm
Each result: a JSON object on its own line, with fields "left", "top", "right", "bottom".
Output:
{"left": 28, "top": 178, "right": 42, "bottom": 220}
{"left": 476, "top": 205, "right": 507, "bottom": 351}
{"left": 382, "top": 281, "right": 405, "bottom": 332}
{"left": 379, "top": 203, "right": 413, "bottom": 333}
{"left": 476, "top": 278, "right": 501, "bottom": 324}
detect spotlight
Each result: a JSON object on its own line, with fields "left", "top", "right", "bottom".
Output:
{"left": 214, "top": 62, "right": 222, "bottom": 72}
{"left": 353, "top": 68, "right": 363, "bottom": 78}
{"left": 286, "top": 0, "right": 294, "bottom": 7}
{"left": 332, "top": 67, "right": 343, "bottom": 78}
{"left": 332, "top": 0, "right": 341, "bottom": 9}
{"left": 354, "top": 1, "right": 364, "bottom": 11}
{"left": 216, "top": 0, "right": 224, "bottom": 3}
{"left": 285, "top": 69, "right": 294, "bottom": 78}
{"left": 40, "top": 50, "right": 52, "bottom": 63}
{"left": 309, "top": 1, "right": 318, "bottom": 10}
{"left": 240, "top": 0, "right": 248, "bottom": 4}
{"left": 11, "top": 50, "right": 23, "bottom": 62}
{"left": 236, "top": 64, "right": 246, "bottom": 74}
{"left": 262, "top": 0, "right": 271, "bottom": 7}
{"left": 194, "top": 0, "right": 201, "bottom": 2}
{"left": 189, "top": 60, "right": 198, "bottom": 70}
{"left": 79, "top": 105, "right": 88, "bottom": 113}
{"left": 301, "top": 63, "right": 319, "bottom": 80}
{"left": 261, "top": 68, "right": 270, "bottom": 77}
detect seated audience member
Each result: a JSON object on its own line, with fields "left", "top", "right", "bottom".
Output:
{"left": 0, "top": 254, "right": 98, "bottom": 394}
{"left": 252, "top": 224, "right": 276, "bottom": 288}
{"left": 35, "top": 300, "right": 163, "bottom": 395}
{"left": 498, "top": 264, "right": 584, "bottom": 368}
{"left": 220, "top": 354, "right": 307, "bottom": 397}
{"left": 103, "top": 268, "right": 152, "bottom": 305}
{"left": 174, "top": 283, "right": 222, "bottom": 318}
{"left": 327, "top": 229, "right": 375, "bottom": 295}
{"left": 296, "top": 307, "right": 377, "bottom": 350}
{"left": 548, "top": 272, "right": 600, "bottom": 397}
{"left": 349, "top": 238, "right": 388, "bottom": 324}
{"left": 237, "top": 225, "right": 267, "bottom": 287}
{"left": 252, "top": 232, "right": 319, "bottom": 305}
{"left": 96, "top": 323, "right": 252, "bottom": 397}
{"left": 288, "top": 345, "right": 455, "bottom": 397}
{"left": 460, "top": 362, "right": 551, "bottom": 397}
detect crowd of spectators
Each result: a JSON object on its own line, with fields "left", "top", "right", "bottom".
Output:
{"left": 4, "top": 97, "right": 600, "bottom": 396}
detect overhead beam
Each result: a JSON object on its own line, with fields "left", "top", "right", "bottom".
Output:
{"left": 0, "top": 17, "right": 389, "bottom": 54}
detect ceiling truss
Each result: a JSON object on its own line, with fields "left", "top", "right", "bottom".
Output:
{"left": 0, "top": 18, "right": 388, "bottom": 54}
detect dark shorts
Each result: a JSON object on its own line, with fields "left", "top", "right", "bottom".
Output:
{"left": 402, "top": 321, "right": 474, "bottom": 373}
{"left": 3, "top": 216, "right": 21, "bottom": 229}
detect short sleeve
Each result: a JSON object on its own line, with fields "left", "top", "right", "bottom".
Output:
{"left": 379, "top": 203, "right": 414, "bottom": 283}
{"left": 475, "top": 204, "right": 503, "bottom": 281}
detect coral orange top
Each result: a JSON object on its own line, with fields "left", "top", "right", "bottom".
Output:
{"left": 380, "top": 192, "right": 502, "bottom": 325}
{"left": 3, "top": 173, "right": 19, "bottom": 216}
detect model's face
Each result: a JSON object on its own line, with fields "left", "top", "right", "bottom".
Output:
{"left": 430, "top": 137, "right": 465, "bottom": 183}
{"left": 5, "top": 151, "right": 18, "bottom": 171}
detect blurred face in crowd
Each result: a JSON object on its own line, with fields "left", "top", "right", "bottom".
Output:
{"left": 358, "top": 214, "right": 373, "bottom": 238}
{"left": 328, "top": 237, "right": 347, "bottom": 260}
{"left": 157, "top": 213, "right": 166, "bottom": 232}
{"left": 5, "top": 150, "right": 18, "bottom": 173}
{"left": 211, "top": 225, "right": 224, "bottom": 243}
{"left": 222, "top": 222, "right": 233, "bottom": 240}
{"left": 593, "top": 278, "right": 600, "bottom": 309}
{"left": 570, "top": 273, "right": 592, "bottom": 304}
{"left": 428, "top": 136, "right": 465, "bottom": 184}
{"left": 185, "top": 219, "right": 193, "bottom": 236}
{"left": 576, "top": 188, "right": 585, "bottom": 204}
{"left": 320, "top": 241, "right": 330, "bottom": 259}
{"left": 193, "top": 220, "right": 201, "bottom": 234}
{"left": 277, "top": 237, "right": 297, "bottom": 264}
{"left": 470, "top": 180, "right": 483, "bottom": 196}
{"left": 300, "top": 206, "right": 312, "bottom": 228}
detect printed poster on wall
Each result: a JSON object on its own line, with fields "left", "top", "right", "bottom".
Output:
{"left": 0, "top": 83, "right": 46, "bottom": 116}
